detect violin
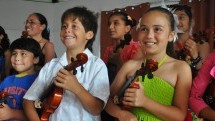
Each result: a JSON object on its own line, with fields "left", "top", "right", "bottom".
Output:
{"left": 114, "top": 59, "right": 158, "bottom": 110}
{"left": 113, "top": 33, "right": 132, "bottom": 53}
{"left": 35, "top": 53, "right": 88, "bottom": 121}
{"left": 0, "top": 91, "right": 8, "bottom": 108}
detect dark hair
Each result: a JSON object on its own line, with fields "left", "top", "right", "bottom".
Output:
{"left": 145, "top": 7, "right": 176, "bottom": 58}
{"left": 169, "top": 4, "right": 192, "bottom": 21}
{"left": 10, "top": 38, "right": 43, "bottom": 66}
{"left": 108, "top": 11, "right": 137, "bottom": 31}
{"left": 0, "top": 26, "right": 10, "bottom": 56}
{"left": 31, "top": 13, "right": 50, "bottom": 40}
{"left": 61, "top": 6, "right": 98, "bottom": 52}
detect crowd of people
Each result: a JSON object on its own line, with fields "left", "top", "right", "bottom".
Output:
{"left": 0, "top": 3, "right": 214, "bottom": 121}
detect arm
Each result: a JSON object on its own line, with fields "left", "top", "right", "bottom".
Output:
{"left": 43, "top": 41, "right": 56, "bottom": 63}
{"left": 54, "top": 65, "right": 108, "bottom": 116}
{"left": 105, "top": 60, "right": 138, "bottom": 121}
{"left": 0, "top": 103, "right": 28, "bottom": 120}
{"left": 189, "top": 52, "right": 215, "bottom": 120}
{"left": 23, "top": 99, "right": 40, "bottom": 121}
{"left": 123, "top": 60, "right": 192, "bottom": 121}
{"left": 4, "top": 50, "right": 11, "bottom": 76}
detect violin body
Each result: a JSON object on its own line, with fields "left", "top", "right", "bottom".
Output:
{"left": 35, "top": 53, "right": 88, "bottom": 121}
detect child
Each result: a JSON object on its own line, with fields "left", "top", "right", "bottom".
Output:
{"left": 23, "top": 6, "right": 110, "bottom": 121}
{"left": 105, "top": 7, "right": 192, "bottom": 121}
{"left": 0, "top": 37, "right": 42, "bottom": 120}
{"left": 102, "top": 11, "right": 141, "bottom": 84}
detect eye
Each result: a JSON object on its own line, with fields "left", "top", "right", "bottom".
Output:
{"left": 72, "top": 24, "right": 78, "bottom": 30}
{"left": 113, "top": 21, "right": 120, "bottom": 26}
{"left": 154, "top": 27, "right": 163, "bottom": 33}
{"left": 21, "top": 52, "right": 28, "bottom": 56}
{"left": 139, "top": 26, "right": 147, "bottom": 32}
{"left": 11, "top": 51, "right": 17, "bottom": 56}
{"left": 61, "top": 24, "right": 67, "bottom": 30}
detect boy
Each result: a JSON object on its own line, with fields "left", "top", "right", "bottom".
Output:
{"left": 0, "top": 37, "right": 42, "bottom": 120}
{"left": 23, "top": 6, "right": 110, "bottom": 121}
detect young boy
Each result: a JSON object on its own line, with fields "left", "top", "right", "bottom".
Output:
{"left": 0, "top": 37, "right": 42, "bottom": 120}
{"left": 23, "top": 6, "right": 110, "bottom": 121}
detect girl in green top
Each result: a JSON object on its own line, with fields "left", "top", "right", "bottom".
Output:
{"left": 105, "top": 7, "right": 192, "bottom": 121}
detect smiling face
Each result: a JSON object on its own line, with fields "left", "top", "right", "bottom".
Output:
{"left": 11, "top": 49, "right": 38, "bottom": 74}
{"left": 60, "top": 17, "right": 93, "bottom": 52}
{"left": 25, "top": 14, "right": 45, "bottom": 38}
{"left": 108, "top": 15, "right": 130, "bottom": 41}
{"left": 138, "top": 10, "right": 174, "bottom": 56}
{"left": 174, "top": 10, "right": 191, "bottom": 33}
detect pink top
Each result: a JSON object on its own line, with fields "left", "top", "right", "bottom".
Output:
{"left": 102, "top": 40, "right": 140, "bottom": 63}
{"left": 189, "top": 51, "right": 215, "bottom": 116}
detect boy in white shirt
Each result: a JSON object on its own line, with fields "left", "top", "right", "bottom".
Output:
{"left": 23, "top": 6, "right": 110, "bottom": 121}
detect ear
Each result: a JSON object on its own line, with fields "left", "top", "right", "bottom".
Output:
{"left": 86, "top": 31, "right": 94, "bottom": 40}
{"left": 33, "top": 57, "right": 39, "bottom": 64}
{"left": 0, "top": 34, "right": 4, "bottom": 40}
{"left": 168, "top": 31, "right": 175, "bottom": 42}
{"left": 125, "top": 25, "right": 131, "bottom": 33}
{"left": 40, "top": 24, "right": 46, "bottom": 31}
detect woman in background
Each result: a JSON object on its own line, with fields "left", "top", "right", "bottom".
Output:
{"left": 24, "top": 13, "right": 56, "bottom": 66}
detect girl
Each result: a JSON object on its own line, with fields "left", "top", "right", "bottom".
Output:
{"left": 105, "top": 7, "right": 192, "bottom": 121}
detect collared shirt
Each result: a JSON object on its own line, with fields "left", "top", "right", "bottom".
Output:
{"left": 24, "top": 49, "right": 110, "bottom": 121}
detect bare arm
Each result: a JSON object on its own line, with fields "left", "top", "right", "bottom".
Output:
{"left": 23, "top": 99, "right": 40, "bottom": 121}
{"left": 43, "top": 41, "right": 56, "bottom": 63}
{"left": 0, "top": 103, "right": 28, "bottom": 120}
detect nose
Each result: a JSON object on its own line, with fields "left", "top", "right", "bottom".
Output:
{"left": 109, "top": 23, "right": 114, "bottom": 30}
{"left": 146, "top": 29, "right": 154, "bottom": 39}
{"left": 14, "top": 54, "right": 21, "bottom": 62}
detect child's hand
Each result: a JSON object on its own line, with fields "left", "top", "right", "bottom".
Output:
{"left": 122, "top": 81, "right": 146, "bottom": 108}
{"left": 0, "top": 103, "right": 13, "bottom": 120}
{"left": 184, "top": 37, "right": 198, "bottom": 59}
{"left": 54, "top": 68, "right": 81, "bottom": 94}
{"left": 117, "top": 110, "right": 137, "bottom": 121}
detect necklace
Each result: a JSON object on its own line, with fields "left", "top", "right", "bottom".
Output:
{"left": 158, "top": 54, "right": 168, "bottom": 67}
{"left": 38, "top": 38, "right": 43, "bottom": 43}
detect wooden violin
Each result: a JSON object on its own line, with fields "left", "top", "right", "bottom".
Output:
{"left": 115, "top": 59, "right": 158, "bottom": 110}
{"left": 0, "top": 91, "right": 8, "bottom": 108}
{"left": 36, "top": 53, "right": 88, "bottom": 121}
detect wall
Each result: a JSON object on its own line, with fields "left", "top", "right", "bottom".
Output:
{"left": 0, "top": 0, "right": 177, "bottom": 57}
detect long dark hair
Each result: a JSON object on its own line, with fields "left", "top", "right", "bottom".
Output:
{"left": 31, "top": 13, "right": 50, "bottom": 40}
{"left": 0, "top": 26, "right": 10, "bottom": 56}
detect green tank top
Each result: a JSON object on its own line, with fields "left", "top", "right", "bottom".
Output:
{"left": 131, "top": 75, "right": 174, "bottom": 121}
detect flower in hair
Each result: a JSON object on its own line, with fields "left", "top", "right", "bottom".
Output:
{"left": 127, "top": 15, "right": 132, "bottom": 21}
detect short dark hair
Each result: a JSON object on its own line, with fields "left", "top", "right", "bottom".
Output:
{"left": 0, "top": 26, "right": 10, "bottom": 55}
{"left": 10, "top": 38, "right": 43, "bottom": 65}
{"left": 61, "top": 6, "right": 98, "bottom": 52}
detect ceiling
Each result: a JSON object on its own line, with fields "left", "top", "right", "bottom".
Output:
{"left": 24, "top": 0, "right": 72, "bottom": 3}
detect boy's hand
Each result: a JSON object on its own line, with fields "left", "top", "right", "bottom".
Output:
{"left": 54, "top": 68, "right": 82, "bottom": 94}
{"left": 0, "top": 103, "right": 13, "bottom": 120}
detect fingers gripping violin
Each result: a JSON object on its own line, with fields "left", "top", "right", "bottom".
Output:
{"left": 35, "top": 53, "right": 88, "bottom": 121}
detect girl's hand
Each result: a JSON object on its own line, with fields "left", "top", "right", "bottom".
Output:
{"left": 122, "top": 81, "right": 146, "bottom": 108}
{"left": 0, "top": 103, "right": 13, "bottom": 120}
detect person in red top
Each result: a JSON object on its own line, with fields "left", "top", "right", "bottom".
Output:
{"left": 189, "top": 51, "right": 215, "bottom": 120}
{"left": 102, "top": 11, "right": 141, "bottom": 85}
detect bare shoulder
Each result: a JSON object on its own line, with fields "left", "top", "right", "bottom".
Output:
{"left": 170, "top": 57, "right": 191, "bottom": 72}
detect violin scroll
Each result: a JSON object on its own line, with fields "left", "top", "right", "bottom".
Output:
{"left": 0, "top": 91, "right": 8, "bottom": 108}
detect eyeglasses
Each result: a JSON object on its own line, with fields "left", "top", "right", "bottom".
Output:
{"left": 25, "top": 20, "right": 40, "bottom": 25}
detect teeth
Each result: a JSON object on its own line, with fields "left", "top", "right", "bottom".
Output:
{"left": 65, "top": 36, "right": 74, "bottom": 39}
{"left": 145, "top": 42, "right": 155, "bottom": 45}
